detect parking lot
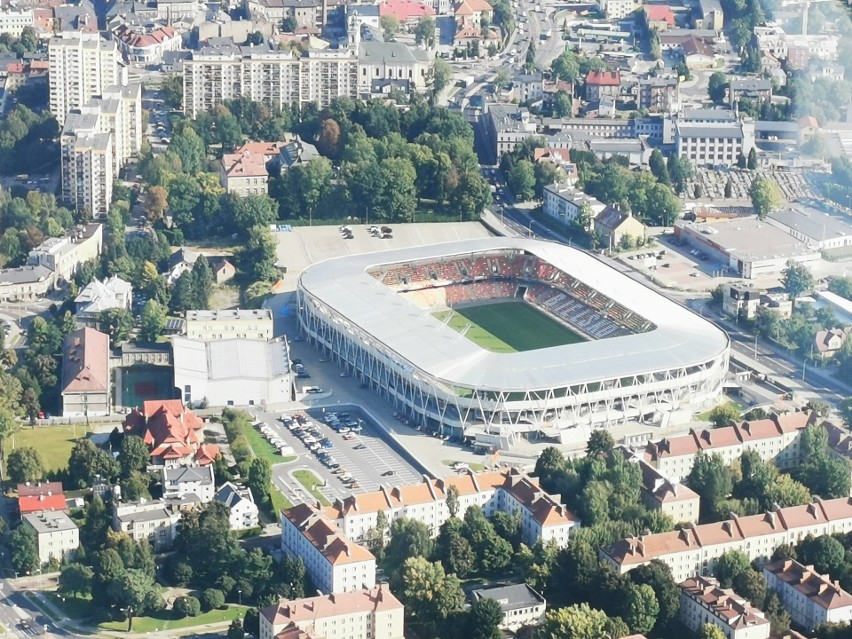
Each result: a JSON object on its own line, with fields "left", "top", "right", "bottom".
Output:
{"left": 249, "top": 405, "right": 424, "bottom": 505}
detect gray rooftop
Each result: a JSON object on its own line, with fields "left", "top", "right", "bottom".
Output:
{"left": 729, "top": 77, "right": 772, "bottom": 92}
{"left": 676, "top": 121, "right": 743, "bottom": 139}
{"left": 678, "top": 218, "right": 820, "bottom": 261}
{"left": 358, "top": 41, "right": 417, "bottom": 64}
{"left": 681, "top": 108, "right": 737, "bottom": 122}
{"left": 163, "top": 465, "right": 213, "bottom": 485}
{"left": 769, "top": 206, "right": 852, "bottom": 243}
{"left": 298, "top": 238, "right": 729, "bottom": 391}
{"left": 471, "top": 583, "right": 545, "bottom": 611}
{"left": 185, "top": 308, "right": 272, "bottom": 322}
{"left": 0, "top": 264, "right": 53, "bottom": 285}
{"left": 215, "top": 481, "right": 254, "bottom": 508}
{"left": 23, "top": 511, "right": 77, "bottom": 534}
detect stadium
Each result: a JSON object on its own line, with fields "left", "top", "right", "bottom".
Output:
{"left": 297, "top": 238, "right": 730, "bottom": 446}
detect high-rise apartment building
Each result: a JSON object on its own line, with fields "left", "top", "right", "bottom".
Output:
{"left": 48, "top": 32, "right": 123, "bottom": 127}
{"left": 183, "top": 44, "right": 358, "bottom": 118}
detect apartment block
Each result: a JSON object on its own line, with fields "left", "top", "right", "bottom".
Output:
{"left": 184, "top": 309, "right": 274, "bottom": 341}
{"left": 764, "top": 559, "right": 852, "bottom": 630}
{"left": 161, "top": 464, "right": 215, "bottom": 502}
{"left": 27, "top": 223, "right": 103, "bottom": 283}
{"left": 620, "top": 449, "right": 700, "bottom": 524}
{"left": 601, "top": 497, "right": 852, "bottom": 583}
{"left": 542, "top": 184, "right": 606, "bottom": 228}
{"left": 643, "top": 412, "right": 815, "bottom": 482}
{"left": 23, "top": 511, "right": 80, "bottom": 566}
{"left": 183, "top": 45, "right": 358, "bottom": 119}
{"left": 638, "top": 77, "right": 679, "bottom": 113}
{"left": 0, "top": 9, "right": 34, "bottom": 38}
{"left": 679, "top": 576, "right": 770, "bottom": 639}
{"left": 48, "top": 32, "right": 123, "bottom": 127}
{"left": 280, "top": 503, "right": 377, "bottom": 595}
{"left": 328, "top": 469, "right": 579, "bottom": 548}
{"left": 112, "top": 499, "right": 188, "bottom": 551}
{"left": 259, "top": 586, "right": 404, "bottom": 639}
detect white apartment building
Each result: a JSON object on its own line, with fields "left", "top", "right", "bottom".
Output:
{"left": 60, "top": 83, "right": 142, "bottom": 217}
{"left": 680, "top": 576, "right": 770, "bottom": 639}
{"left": 112, "top": 499, "right": 185, "bottom": 551}
{"left": 621, "top": 450, "right": 700, "bottom": 524}
{"left": 328, "top": 469, "right": 579, "bottom": 549}
{"left": 675, "top": 119, "right": 755, "bottom": 167}
{"left": 486, "top": 104, "right": 536, "bottom": 160}
{"left": 0, "top": 9, "right": 34, "bottom": 38}
{"left": 259, "top": 586, "right": 404, "bottom": 639}
{"left": 161, "top": 465, "right": 215, "bottom": 502}
{"left": 23, "top": 511, "right": 79, "bottom": 566}
{"left": 643, "top": 412, "right": 814, "bottom": 483}
{"left": 183, "top": 46, "right": 358, "bottom": 119}
{"left": 598, "top": 0, "right": 634, "bottom": 19}
{"left": 185, "top": 309, "right": 274, "bottom": 341}
{"left": 27, "top": 223, "right": 103, "bottom": 282}
{"left": 763, "top": 559, "right": 852, "bottom": 631}
{"left": 542, "top": 184, "right": 606, "bottom": 228}
{"left": 215, "top": 482, "right": 259, "bottom": 530}
{"left": 602, "top": 496, "right": 852, "bottom": 583}
{"left": 48, "top": 32, "right": 123, "bottom": 127}
{"left": 471, "top": 584, "right": 546, "bottom": 631}
{"left": 281, "top": 503, "right": 377, "bottom": 595}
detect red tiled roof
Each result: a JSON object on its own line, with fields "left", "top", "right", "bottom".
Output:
{"left": 124, "top": 400, "right": 205, "bottom": 463}
{"left": 379, "top": 0, "right": 434, "bottom": 21}
{"left": 62, "top": 327, "right": 109, "bottom": 394}
{"left": 222, "top": 150, "right": 269, "bottom": 178}
{"left": 586, "top": 70, "right": 621, "bottom": 86}
{"left": 262, "top": 585, "right": 402, "bottom": 627}
{"left": 455, "top": 0, "right": 492, "bottom": 15}
{"left": 282, "top": 503, "right": 376, "bottom": 566}
{"left": 114, "top": 24, "right": 177, "bottom": 49}
{"left": 19, "top": 494, "right": 66, "bottom": 514}
{"left": 644, "top": 4, "right": 675, "bottom": 25}
{"left": 764, "top": 559, "right": 852, "bottom": 610}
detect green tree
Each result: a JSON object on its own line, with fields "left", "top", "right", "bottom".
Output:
{"left": 708, "top": 403, "right": 739, "bottom": 427}
{"left": 227, "top": 618, "right": 244, "bottom": 639}
{"left": 414, "top": 16, "right": 436, "bottom": 45}
{"left": 628, "top": 560, "right": 680, "bottom": 631}
{"left": 376, "top": 157, "right": 417, "bottom": 222}
{"left": 191, "top": 254, "right": 214, "bottom": 309}
{"left": 446, "top": 485, "right": 460, "bottom": 517}
{"left": 432, "top": 58, "right": 452, "bottom": 94}
{"left": 621, "top": 583, "right": 659, "bottom": 635}
{"left": 246, "top": 457, "right": 271, "bottom": 504}
{"left": 59, "top": 563, "right": 94, "bottom": 598}
{"left": 281, "top": 16, "right": 297, "bottom": 31}
{"left": 139, "top": 300, "right": 166, "bottom": 342}
{"left": 81, "top": 495, "right": 114, "bottom": 551}
{"left": 7, "top": 447, "right": 43, "bottom": 484}
{"left": 201, "top": 588, "right": 225, "bottom": 611}
{"left": 68, "top": 439, "right": 119, "bottom": 489}
{"left": 538, "top": 603, "right": 612, "bottom": 639}
{"left": 398, "top": 557, "right": 465, "bottom": 636}
{"left": 9, "top": 525, "right": 39, "bottom": 574}
{"left": 468, "top": 597, "right": 503, "bottom": 639}
{"left": 553, "top": 91, "right": 572, "bottom": 117}
{"left": 381, "top": 15, "right": 400, "bottom": 39}
{"left": 385, "top": 518, "right": 433, "bottom": 576}
{"left": 724, "top": 176, "right": 733, "bottom": 198}
{"left": 699, "top": 624, "right": 727, "bottom": 639}
{"left": 648, "top": 150, "right": 671, "bottom": 186}
{"left": 687, "top": 452, "right": 734, "bottom": 521}
{"left": 174, "top": 594, "right": 201, "bottom": 617}
{"left": 119, "top": 435, "right": 150, "bottom": 477}
{"left": 169, "top": 126, "right": 207, "bottom": 175}
{"left": 800, "top": 535, "right": 846, "bottom": 575}
{"left": 781, "top": 260, "right": 815, "bottom": 300}
{"left": 509, "top": 160, "right": 536, "bottom": 200}
{"left": 749, "top": 176, "right": 782, "bottom": 219}
{"left": 98, "top": 308, "right": 134, "bottom": 345}
{"left": 170, "top": 272, "right": 195, "bottom": 314}
{"left": 840, "top": 397, "right": 852, "bottom": 428}
{"left": 714, "top": 550, "right": 751, "bottom": 588}
{"left": 143, "top": 186, "right": 169, "bottom": 222}
{"left": 747, "top": 148, "right": 758, "bottom": 170}
{"left": 586, "top": 430, "right": 614, "bottom": 458}
{"left": 708, "top": 72, "right": 728, "bottom": 104}
{"left": 551, "top": 51, "right": 580, "bottom": 82}
{"left": 732, "top": 569, "right": 767, "bottom": 607}
{"left": 240, "top": 225, "right": 278, "bottom": 282}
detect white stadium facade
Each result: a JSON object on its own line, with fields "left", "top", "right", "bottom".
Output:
{"left": 297, "top": 238, "right": 730, "bottom": 445}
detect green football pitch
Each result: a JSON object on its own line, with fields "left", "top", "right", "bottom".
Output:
{"left": 434, "top": 301, "right": 586, "bottom": 353}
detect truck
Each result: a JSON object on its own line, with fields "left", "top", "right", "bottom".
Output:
{"left": 459, "top": 75, "right": 476, "bottom": 88}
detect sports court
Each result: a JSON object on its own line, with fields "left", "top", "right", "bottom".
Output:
{"left": 120, "top": 365, "right": 174, "bottom": 409}
{"left": 435, "top": 301, "right": 586, "bottom": 353}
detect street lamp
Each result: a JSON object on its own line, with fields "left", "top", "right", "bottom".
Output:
{"left": 238, "top": 589, "right": 242, "bottom": 606}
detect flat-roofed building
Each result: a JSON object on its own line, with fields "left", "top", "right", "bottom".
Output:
{"left": 675, "top": 218, "right": 821, "bottom": 279}
{"left": 0, "top": 9, "right": 34, "bottom": 38}
{"left": 172, "top": 336, "right": 293, "bottom": 407}
{"left": 767, "top": 205, "right": 852, "bottom": 251}
{"left": 763, "top": 559, "right": 852, "bottom": 630}
{"left": 259, "top": 585, "right": 404, "bottom": 639}
{"left": 675, "top": 119, "right": 755, "bottom": 167}
{"left": 602, "top": 497, "right": 852, "bottom": 582}
{"left": 644, "top": 412, "right": 814, "bottom": 482}
{"left": 61, "top": 327, "right": 110, "bottom": 417}
{"left": 281, "top": 503, "right": 377, "bottom": 594}
{"left": 729, "top": 77, "right": 773, "bottom": 107}
{"left": 185, "top": 308, "right": 274, "bottom": 341}
{"left": 638, "top": 77, "right": 679, "bottom": 113}
{"left": 680, "top": 576, "right": 769, "bottom": 639}
{"left": 470, "top": 583, "right": 546, "bottom": 631}
{"left": 23, "top": 511, "right": 79, "bottom": 565}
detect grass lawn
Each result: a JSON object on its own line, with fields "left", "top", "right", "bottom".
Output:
{"left": 45, "top": 593, "right": 101, "bottom": 623}
{"left": 293, "top": 470, "right": 330, "bottom": 506}
{"left": 239, "top": 419, "right": 293, "bottom": 466}
{"left": 99, "top": 606, "right": 249, "bottom": 633}
{"left": 442, "top": 459, "right": 485, "bottom": 472}
{"left": 435, "top": 301, "right": 585, "bottom": 353}
{"left": 9, "top": 425, "right": 93, "bottom": 474}
{"left": 271, "top": 487, "right": 293, "bottom": 512}
{"left": 697, "top": 399, "right": 745, "bottom": 422}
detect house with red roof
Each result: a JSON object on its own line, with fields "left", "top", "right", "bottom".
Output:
{"left": 112, "top": 24, "right": 182, "bottom": 64}
{"left": 18, "top": 482, "right": 67, "bottom": 516}
{"left": 585, "top": 70, "right": 622, "bottom": 103}
{"left": 643, "top": 5, "right": 675, "bottom": 30}
{"left": 61, "top": 327, "right": 110, "bottom": 418}
{"left": 123, "top": 400, "right": 219, "bottom": 467}
{"left": 455, "top": 0, "right": 492, "bottom": 28}
{"left": 379, "top": 0, "right": 434, "bottom": 26}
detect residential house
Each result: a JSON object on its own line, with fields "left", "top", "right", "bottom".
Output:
{"left": 542, "top": 184, "right": 606, "bottom": 228}
{"left": 22, "top": 511, "right": 79, "bottom": 565}
{"left": 166, "top": 247, "right": 235, "bottom": 286}
{"left": 619, "top": 449, "right": 700, "bottom": 524}
{"left": 594, "top": 207, "right": 645, "bottom": 248}
{"left": 763, "top": 559, "right": 852, "bottom": 631}
{"left": 681, "top": 36, "right": 715, "bottom": 69}
{"left": 679, "top": 576, "right": 770, "bottom": 639}
{"left": 112, "top": 24, "right": 182, "bottom": 64}
{"left": 184, "top": 309, "right": 274, "bottom": 341}
{"left": 74, "top": 275, "right": 132, "bottom": 324}
{"left": 721, "top": 284, "right": 792, "bottom": 321}
{"left": 27, "top": 223, "right": 103, "bottom": 282}
{"left": 215, "top": 481, "right": 259, "bottom": 530}
{"left": 18, "top": 482, "right": 67, "bottom": 516}
{"left": 454, "top": 0, "right": 492, "bottom": 29}
{"left": 585, "top": 70, "right": 621, "bottom": 103}
{"left": 486, "top": 104, "right": 536, "bottom": 161}
{"left": 638, "top": 77, "right": 679, "bottom": 112}
{"left": 512, "top": 70, "right": 544, "bottom": 103}
{"left": 815, "top": 328, "right": 850, "bottom": 360}
{"left": 280, "top": 502, "right": 377, "bottom": 594}
{"left": 470, "top": 584, "right": 546, "bottom": 631}
{"left": 601, "top": 496, "right": 852, "bottom": 582}
{"left": 278, "top": 136, "right": 320, "bottom": 172}
{"left": 729, "top": 77, "right": 773, "bottom": 108}
{"left": 695, "top": 0, "right": 723, "bottom": 30}
{"left": 598, "top": 0, "right": 635, "bottom": 20}
{"left": 643, "top": 412, "right": 815, "bottom": 482}
{"left": 259, "top": 586, "right": 404, "bottom": 639}
{"left": 61, "top": 327, "right": 110, "bottom": 417}
{"left": 220, "top": 146, "right": 273, "bottom": 197}
{"left": 112, "top": 499, "right": 187, "bottom": 550}
{"left": 644, "top": 5, "right": 675, "bottom": 30}
{"left": 123, "top": 399, "right": 219, "bottom": 467}
{"left": 161, "top": 464, "right": 215, "bottom": 502}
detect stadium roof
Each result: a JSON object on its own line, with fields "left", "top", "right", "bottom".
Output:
{"left": 298, "top": 238, "right": 729, "bottom": 392}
